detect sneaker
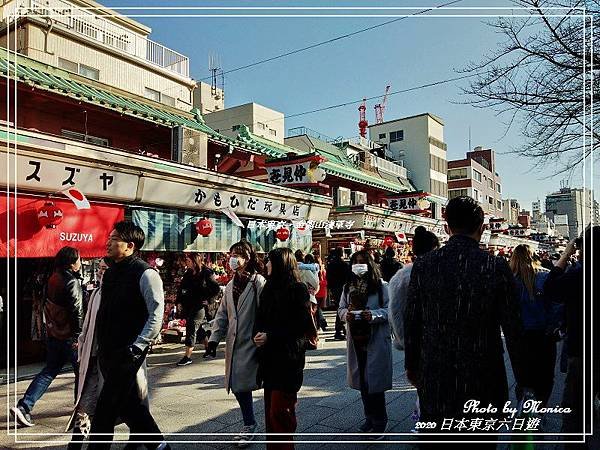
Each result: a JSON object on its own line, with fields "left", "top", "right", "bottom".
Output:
{"left": 10, "top": 405, "right": 34, "bottom": 427}
{"left": 202, "top": 349, "right": 216, "bottom": 359}
{"left": 233, "top": 423, "right": 256, "bottom": 448}
{"left": 358, "top": 419, "right": 373, "bottom": 432}
{"left": 176, "top": 356, "right": 192, "bottom": 366}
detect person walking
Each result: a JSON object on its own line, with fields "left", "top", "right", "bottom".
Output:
{"left": 326, "top": 247, "right": 350, "bottom": 340}
{"left": 11, "top": 246, "right": 83, "bottom": 427}
{"left": 66, "top": 258, "right": 110, "bottom": 449}
{"left": 176, "top": 252, "right": 221, "bottom": 366}
{"left": 205, "top": 241, "right": 266, "bottom": 447}
{"left": 509, "top": 244, "right": 557, "bottom": 406}
{"left": 544, "top": 226, "right": 599, "bottom": 441}
{"left": 338, "top": 250, "right": 392, "bottom": 438}
{"left": 254, "top": 248, "right": 312, "bottom": 450}
{"left": 388, "top": 226, "right": 439, "bottom": 351}
{"left": 404, "top": 196, "right": 527, "bottom": 445}
{"left": 89, "top": 221, "right": 167, "bottom": 450}
{"left": 379, "top": 246, "right": 402, "bottom": 282}
{"left": 313, "top": 254, "right": 328, "bottom": 331}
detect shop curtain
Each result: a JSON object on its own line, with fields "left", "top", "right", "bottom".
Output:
{"left": 246, "top": 227, "right": 312, "bottom": 255}
{"left": 131, "top": 208, "right": 241, "bottom": 253}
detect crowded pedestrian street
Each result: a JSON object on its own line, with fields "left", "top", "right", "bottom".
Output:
{"left": 2, "top": 312, "right": 573, "bottom": 449}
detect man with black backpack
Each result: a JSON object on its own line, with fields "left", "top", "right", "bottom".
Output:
{"left": 11, "top": 246, "right": 83, "bottom": 427}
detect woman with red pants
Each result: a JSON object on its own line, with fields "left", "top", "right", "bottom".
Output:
{"left": 254, "top": 248, "right": 312, "bottom": 450}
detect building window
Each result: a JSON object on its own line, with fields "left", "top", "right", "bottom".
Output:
{"left": 496, "top": 183, "right": 502, "bottom": 193}
{"left": 496, "top": 200, "right": 502, "bottom": 210}
{"left": 162, "top": 94, "right": 176, "bottom": 107}
{"left": 232, "top": 124, "right": 241, "bottom": 131}
{"left": 61, "top": 129, "right": 109, "bottom": 147}
{"left": 390, "top": 130, "right": 404, "bottom": 142}
{"left": 257, "top": 122, "right": 266, "bottom": 130}
{"left": 430, "top": 179, "right": 447, "bottom": 197}
{"left": 269, "top": 129, "right": 277, "bottom": 136}
{"left": 378, "top": 133, "right": 386, "bottom": 139}
{"left": 430, "top": 155, "right": 447, "bottom": 174}
{"left": 448, "top": 167, "right": 467, "bottom": 180}
{"left": 449, "top": 189, "right": 468, "bottom": 199}
{"left": 58, "top": 58, "right": 99, "bottom": 80}
{"left": 473, "top": 189, "right": 480, "bottom": 202}
{"left": 144, "top": 87, "right": 161, "bottom": 103}
{"left": 488, "top": 197, "right": 494, "bottom": 205}
{"left": 473, "top": 169, "right": 482, "bottom": 182}
{"left": 488, "top": 178, "right": 494, "bottom": 189}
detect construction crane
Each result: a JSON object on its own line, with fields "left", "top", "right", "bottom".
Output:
{"left": 358, "top": 98, "right": 368, "bottom": 138}
{"left": 374, "top": 84, "right": 391, "bottom": 124}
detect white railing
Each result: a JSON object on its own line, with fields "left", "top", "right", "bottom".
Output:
{"left": 367, "top": 154, "right": 408, "bottom": 179}
{"left": 6, "top": 0, "right": 189, "bottom": 77}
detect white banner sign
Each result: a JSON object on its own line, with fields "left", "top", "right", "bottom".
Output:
{"left": 265, "top": 156, "right": 326, "bottom": 187}
{"left": 0, "top": 152, "right": 139, "bottom": 201}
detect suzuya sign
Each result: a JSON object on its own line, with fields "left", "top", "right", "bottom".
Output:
{"left": 264, "top": 154, "right": 327, "bottom": 187}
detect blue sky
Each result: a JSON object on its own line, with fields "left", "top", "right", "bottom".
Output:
{"left": 102, "top": 0, "right": 591, "bottom": 211}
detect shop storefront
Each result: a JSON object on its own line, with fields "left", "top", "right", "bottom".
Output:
{"left": 0, "top": 193, "right": 124, "bottom": 364}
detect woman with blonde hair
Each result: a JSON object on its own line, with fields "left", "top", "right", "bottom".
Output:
{"left": 510, "top": 244, "right": 557, "bottom": 405}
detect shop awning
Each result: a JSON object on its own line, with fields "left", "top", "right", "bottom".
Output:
{"left": 131, "top": 208, "right": 241, "bottom": 253}
{"left": 0, "top": 194, "right": 124, "bottom": 258}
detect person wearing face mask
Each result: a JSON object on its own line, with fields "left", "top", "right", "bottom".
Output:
{"left": 338, "top": 250, "right": 392, "bottom": 439}
{"left": 206, "top": 241, "right": 266, "bottom": 448}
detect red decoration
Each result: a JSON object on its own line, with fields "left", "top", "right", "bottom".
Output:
{"left": 195, "top": 217, "right": 213, "bottom": 237}
{"left": 383, "top": 236, "right": 395, "bottom": 247}
{"left": 276, "top": 227, "right": 290, "bottom": 241}
{"left": 37, "top": 201, "right": 63, "bottom": 229}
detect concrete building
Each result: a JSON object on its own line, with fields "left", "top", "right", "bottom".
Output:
{"left": 448, "top": 147, "right": 503, "bottom": 217}
{"left": 368, "top": 113, "right": 448, "bottom": 200}
{"left": 193, "top": 81, "right": 224, "bottom": 114}
{"left": 204, "top": 102, "right": 284, "bottom": 145}
{"left": 0, "top": 0, "right": 196, "bottom": 110}
{"left": 502, "top": 199, "right": 520, "bottom": 225}
{"left": 545, "top": 187, "right": 599, "bottom": 239}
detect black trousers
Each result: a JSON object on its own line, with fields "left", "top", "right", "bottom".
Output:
{"left": 331, "top": 287, "right": 345, "bottom": 336}
{"left": 89, "top": 349, "right": 163, "bottom": 449}
{"left": 516, "top": 329, "right": 557, "bottom": 405}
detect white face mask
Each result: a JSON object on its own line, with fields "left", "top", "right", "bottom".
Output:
{"left": 352, "top": 264, "right": 369, "bottom": 276}
{"left": 229, "top": 256, "right": 240, "bottom": 271}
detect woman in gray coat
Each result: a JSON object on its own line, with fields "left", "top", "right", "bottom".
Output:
{"left": 338, "top": 250, "right": 392, "bottom": 437}
{"left": 206, "top": 241, "right": 265, "bottom": 448}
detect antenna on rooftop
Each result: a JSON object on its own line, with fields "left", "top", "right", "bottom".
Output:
{"left": 208, "top": 53, "right": 224, "bottom": 101}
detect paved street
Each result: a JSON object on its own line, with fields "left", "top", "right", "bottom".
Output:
{"left": 1, "top": 312, "right": 571, "bottom": 449}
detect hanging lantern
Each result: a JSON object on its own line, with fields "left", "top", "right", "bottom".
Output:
{"left": 37, "top": 201, "right": 63, "bottom": 229}
{"left": 276, "top": 227, "right": 290, "bottom": 241}
{"left": 383, "top": 235, "right": 395, "bottom": 247}
{"left": 195, "top": 217, "right": 213, "bottom": 237}
{"left": 417, "top": 198, "right": 431, "bottom": 210}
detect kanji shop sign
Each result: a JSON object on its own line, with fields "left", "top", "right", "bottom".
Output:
{"left": 0, "top": 152, "right": 138, "bottom": 201}
{"left": 385, "top": 192, "right": 431, "bottom": 213}
{"left": 140, "top": 178, "right": 316, "bottom": 221}
{"left": 264, "top": 155, "right": 326, "bottom": 187}
{"left": 489, "top": 218, "right": 508, "bottom": 233}
{"left": 506, "top": 228, "right": 531, "bottom": 237}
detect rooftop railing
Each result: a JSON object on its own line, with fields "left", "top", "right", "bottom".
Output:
{"left": 6, "top": 0, "right": 189, "bottom": 77}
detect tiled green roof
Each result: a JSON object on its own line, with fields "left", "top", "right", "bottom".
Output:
{"left": 0, "top": 51, "right": 261, "bottom": 152}
{"left": 237, "top": 127, "right": 408, "bottom": 192}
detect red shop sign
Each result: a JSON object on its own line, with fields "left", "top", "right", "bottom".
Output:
{"left": 0, "top": 194, "right": 124, "bottom": 258}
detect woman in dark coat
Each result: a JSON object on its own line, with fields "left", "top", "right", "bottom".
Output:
{"left": 254, "top": 248, "right": 312, "bottom": 450}
{"left": 176, "top": 252, "right": 220, "bottom": 366}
